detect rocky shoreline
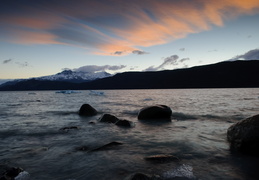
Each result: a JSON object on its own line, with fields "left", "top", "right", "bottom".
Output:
{"left": 1, "top": 103, "right": 258, "bottom": 180}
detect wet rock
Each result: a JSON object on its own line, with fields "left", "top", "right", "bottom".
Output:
{"left": 0, "top": 167, "right": 30, "bottom": 180}
{"left": 79, "top": 104, "right": 98, "bottom": 116}
{"left": 144, "top": 154, "right": 179, "bottom": 163}
{"left": 227, "top": 114, "right": 259, "bottom": 156}
{"left": 126, "top": 172, "right": 153, "bottom": 180}
{"left": 115, "top": 119, "right": 133, "bottom": 127}
{"left": 60, "top": 126, "right": 79, "bottom": 131}
{"left": 91, "top": 141, "right": 123, "bottom": 151}
{"left": 138, "top": 105, "right": 172, "bottom": 121}
{"left": 99, "top": 114, "right": 119, "bottom": 123}
{"left": 99, "top": 114, "right": 134, "bottom": 127}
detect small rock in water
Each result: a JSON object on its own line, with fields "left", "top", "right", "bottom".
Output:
{"left": 144, "top": 154, "right": 179, "bottom": 163}
{"left": 60, "top": 126, "right": 79, "bottom": 131}
{"left": 138, "top": 105, "right": 172, "bottom": 121}
{"left": 99, "top": 113, "right": 119, "bottom": 123}
{"left": 227, "top": 114, "right": 259, "bottom": 156}
{"left": 91, "top": 141, "right": 123, "bottom": 151}
{"left": 125, "top": 172, "right": 153, "bottom": 180}
{"left": 79, "top": 104, "right": 98, "bottom": 116}
{"left": 115, "top": 119, "right": 134, "bottom": 127}
{"left": 99, "top": 114, "right": 134, "bottom": 127}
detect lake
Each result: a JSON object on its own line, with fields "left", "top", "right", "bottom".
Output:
{"left": 0, "top": 89, "right": 259, "bottom": 179}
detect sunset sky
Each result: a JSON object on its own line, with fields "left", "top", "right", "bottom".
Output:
{"left": 1, "top": 0, "right": 259, "bottom": 79}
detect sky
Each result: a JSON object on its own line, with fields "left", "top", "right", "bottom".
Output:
{"left": 1, "top": 0, "right": 259, "bottom": 79}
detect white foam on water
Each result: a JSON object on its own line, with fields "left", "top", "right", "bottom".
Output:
{"left": 14, "top": 171, "right": 30, "bottom": 180}
{"left": 163, "top": 164, "right": 195, "bottom": 179}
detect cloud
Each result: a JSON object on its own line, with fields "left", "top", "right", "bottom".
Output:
{"left": 2, "top": 59, "right": 12, "bottom": 64}
{"left": 132, "top": 50, "right": 149, "bottom": 55}
{"left": 0, "top": 0, "right": 259, "bottom": 55}
{"left": 15, "top": 61, "right": 29, "bottom": 67}
{"left": 73, "top": 65, "right": 126, "bottom": 73}
{"left": 179, "top": 48, "right": 185, "bottom": 51}
{"left": 114, "top": 51, "right": 124, "bottom": 55}
{"left": 228, "top": 49, "right": 259, "bottom": 61}
{"left": 145, "top": 55, "right": 190, "bottom": 71}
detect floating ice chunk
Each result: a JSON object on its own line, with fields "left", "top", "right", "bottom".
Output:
{"left": 89, "top": 90, "right": 105, "bottom": 96}
{"left": 163, "top": 164, "right": 195, "bottom": 179}
{"left": 14, "top": 171, "right": 30, "bottom": 180}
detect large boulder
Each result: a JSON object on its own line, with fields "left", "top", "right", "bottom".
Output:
{"left": 227, "top": 114, "right": 259, "bottom": 156}
{"left": 79, "top": 104, "right": 98, "bottom": 116}
{"left": 138, "top": 105, "right": 172, "bottom": 120}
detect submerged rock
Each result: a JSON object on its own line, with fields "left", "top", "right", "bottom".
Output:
{"left": 227, "top": 114, "right": 259, "bottom": 156}
{"left": 91, "top": 141, "right": 123, "bottom": 151}
{"left": 115, "top": 119, "right": 134, "bottom": 127}
{"left": 138, "top": 105, "right": 172, "bottom": 121}
{"left": 79, "top": 104, "right": 98, "bottom": 116}
{"left": 99, "top": 114, "right": 134, "bottom": 127}
{"left": 126, "top": 172, "right": 153, "bottom": 180}
{"left": 99, "top": 114, "right": 119, "bottom": 123}
{"left": 144, "top": 154, "right": 179, "bottom": 163}
{"left": 59, "top": 126, "right": 79, "bottom": 131}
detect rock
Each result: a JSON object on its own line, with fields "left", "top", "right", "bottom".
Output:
{"left": 126, "top": 172, "right": 153, "bottom": 180}
{"left": 79, "top": 104, "right": 97, "bottom": 116}
{"left": 99, "top": 114, "right": 134, "bottom": 128}
{"left": 59, "top": 126, "right": 79, "bottom": 131}
{"left": 144, "top": 154, "right": 179, "bottom": 163}
{"left": 99, "top": 114, "right": 120, "bottom": 123}
{"left": 227, "top": 114, "right": 259, "bottom": 156}
{"left": 115, "top": 120, "right": 133, "bottom": 127}
{"left": 0, "top": 167, "right": 29, "bottom": 180}
{"left": 138, "top": 105, "right": 172, "bottom": 120}
{"left": 91, "top": 141, "right": 123, "bottom": 151}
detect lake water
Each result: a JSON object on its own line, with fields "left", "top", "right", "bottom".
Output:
{"left": 0, "top": 89, "right": 259, "bottom": 180}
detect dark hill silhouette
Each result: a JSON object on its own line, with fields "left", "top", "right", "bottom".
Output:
{"left": 82, "top": 60, "right": 259, "bottom": 89}
{"left": 0, "top": 60, "right": 258, "bottom": 91}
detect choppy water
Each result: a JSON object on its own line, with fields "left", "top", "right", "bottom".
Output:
{"left": 0, "top": 89, "right": 259, "bottom": 180}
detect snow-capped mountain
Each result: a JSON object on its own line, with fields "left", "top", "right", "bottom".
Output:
{"left": 0, "top": 70, "right": 112, "bottom": 88}
{"left": 36, "top": 70, "right": 112, "bottom": 82}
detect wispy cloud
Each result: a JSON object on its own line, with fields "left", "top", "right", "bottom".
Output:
{"left": 1, "top": 0, "right": 259, "bottom": 55}
{"left": 73, "top": 65, "right": 126, "bottom": 73}
{"left": 228, "top": 49, "right": 259, "bottom": 61}
{"left": 145, "top": 55, "right": 190, "bottom": 71}
{"left": 2, "top": 59, "right": 12, "bottom": 64}
{"left": 15, "top": 61, "right": 29, "bottom": 67}
{"left": 132, "top": 50, "right": 149, "bottom": 55}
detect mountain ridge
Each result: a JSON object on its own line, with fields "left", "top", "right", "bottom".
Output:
{"left": 0, "top": 70, "right": 112, "bottom": 87}
{"left": 0, "top": 60, "right": 258, "bottom": 91}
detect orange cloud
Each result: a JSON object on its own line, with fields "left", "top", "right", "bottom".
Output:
{"left": 0, "top": 0, "right": 259, "bottom": 55}
{"left": 8, "top": 30, "right": 64, "bottom": 45}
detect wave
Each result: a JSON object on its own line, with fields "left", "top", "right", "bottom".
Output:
{"left": 171, "top": 112, "right": 197, "bottom": 120}
{"left": 163, "top": 164, "right": 196, "bottom": 179}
